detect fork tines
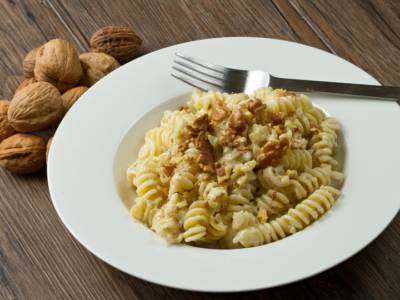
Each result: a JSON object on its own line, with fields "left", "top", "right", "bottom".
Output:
{"left": 171, "top": 53, "right": 226, "bottom": 91}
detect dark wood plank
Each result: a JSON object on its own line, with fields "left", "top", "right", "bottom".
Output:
{"left": 0, "top": 0, "right": 399, "bottom": 299}
{"left": 289, "top": 0, "right": 400, "bottom": 85}
{"left": 47, "top": 0, "right": 329, "bottom": 53}
{"left": 272, "top": 0, "right": 329, "bottom": 51}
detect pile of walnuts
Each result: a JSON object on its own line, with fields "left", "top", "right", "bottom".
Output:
{"left": 0, "top": 26, "right": 142, "bottom": 174}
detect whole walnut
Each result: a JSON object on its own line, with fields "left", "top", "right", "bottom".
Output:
{"left": 16, "top": 77, "right": 37, "bottom": 92}
{"left": 79, "top": 52, "right": 119, "bottom": 86}
{"left": 0, "top": 100, "right": 16, "bottom": 141}
{"left": 90, "top": 26, "right": 142, "bottom": 63}
{"left": 34, "top": 39, "right": 83, "bottom": 92}
{"left": 23, "top": 47, "right": 39, "bottom": 78}
{"left": 62, "top": 86, "right": 88, "bottom": 111}
{"left": 0, "top": 133, "right": 46, "bottom": 174}
{"left": 8, "top": 82, "right": 64, "bottom": 132}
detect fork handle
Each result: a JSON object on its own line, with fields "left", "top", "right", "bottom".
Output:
{"left": 271, "top": 77, "right": 400, "bottom": 101}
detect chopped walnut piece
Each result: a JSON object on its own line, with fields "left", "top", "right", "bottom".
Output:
{"left": 269, "top": 112, "right": 285, "bottom": 125}
{"left": 194, "top": 133, "right": 215, "bottom": 173}
{"left": 210, "top": 100, "right": 229, "bottom": 122}
{"left": 228, "top": 110, "right": 247, "bottom": 134}
{"left": 215, "top": 162, "right": 225, "bottom": 177}
{"left": 161, "top": 163, "right": 176, "bottom": 178}
{"left": 232, "top": 136, "right": 247, "bottom": 148}
{"left": 247, "top": 98, "right": 266, "bottom": 114}
{"left": 177, "top": 140, "right": 189, "bottom": 154}
{"left": 256, "top": 138, "right": 289, "bottom": 170}
{"left": 220, "top": 128, "right": 235, "bottom": 146}
{"left": 187, "top": 113, "right": 210, "bottom": 137}
{"left": 257, "top": 207, "right": 268, "bottom": 223}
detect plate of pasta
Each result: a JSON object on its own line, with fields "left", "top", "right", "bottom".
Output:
{"left": 48, "top": 37, "right": 400, "bottom": 292}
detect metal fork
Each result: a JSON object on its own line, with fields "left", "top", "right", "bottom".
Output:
{"left": 172, "top": 53, "right": 400, "bottom": 101}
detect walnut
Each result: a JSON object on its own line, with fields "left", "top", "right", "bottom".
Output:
{"left": 16, "top": 78, "right": 37, "bottom": 92}
{"left": 228, "top": 110, "right": 247, "bottom": 134}
{"left": 232, "top": 136, "right": 247, "bottom": 148}
{"left": 0, "top": 133, "right": 46, "bottom": 174}
{"left": 34, "top": 39, "right": 83, "bottom": 92}
{"left": 215, "top": 162, "right": 225, "bottom": 177}
{"left": 160, "top": 162, "right": 176, "bottom": 179}
{"left": 8, "top": 82, "right": 64, "bottom": 132}
{"left": 62, "top": 86, "right": 88, "bottom": 111}
{"left": 246, "top": 98, "right": 266, "bottom": 114}
{"left": 187, "top": 113, "right": 209, "bottom": 137}
{"left": 269, "top": 112, "right": 285, "bottom": 125}
{"left": 177, "top": 140, "right": 189, "bottom": 154}
{"left": 256, "top": 138, "right": 289, "bottom": 170}
{"left": 90, "top": 26, "right": 142, "bottom": 63}
{"left": 194, "top": 133, "right": 215, "bottom": 173}
{"left": 220, "top": 128, "right": 235, "bottom": 146}
{"left": 0, "top": 100, "right": 16, "bottom": 141}
{"left": 23, "top": 47, "right": 39, "bottom": 78}
{"left": 79, "top": 52, "right": 120, "bottom": 86}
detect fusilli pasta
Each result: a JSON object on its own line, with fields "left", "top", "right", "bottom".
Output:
{"left": 126, "top": 88, "right": 344, "bottom": 248}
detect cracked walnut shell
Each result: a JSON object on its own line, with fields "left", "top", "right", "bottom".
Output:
{"left": 90, "top": 26, "right": 142, "bottom": 63}
{"left": 0, "top": 133, "right": 46, "bottom": 174}
{"left": 34, "top": 39, "right": 83, "bottom": 92}
{"left": 8, "top": 82, "right": 64, "bottom": 132}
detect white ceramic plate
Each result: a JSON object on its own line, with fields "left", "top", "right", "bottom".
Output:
{"left": 48, "top": 37, "right": 400, "bottom": 292}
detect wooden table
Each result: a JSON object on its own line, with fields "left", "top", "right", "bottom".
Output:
{"left": 0, "top": 1, "right": 399, "bottom": 299}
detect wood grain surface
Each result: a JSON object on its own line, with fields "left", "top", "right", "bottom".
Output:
{"left": 0, "top": 1, "right": 399, "bottom": 299}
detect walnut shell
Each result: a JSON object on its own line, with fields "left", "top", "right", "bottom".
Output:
{"left": 0, "top": 100, "right": 16, "bottom": 141}
{"left": 23, "top": 47, "right": 39, "bottom": 78}
{"left": 0, "top": 133, "right": 46, "bottom": 174}
{"left": 62, "top": 86, "right": 88, "bottom": 111}
{"left": 34, "top": 39, "right": 83, "bottom": 92}
{"left": 8, "top": 82, "right": 64, "bottom": 132}
{"left": 46, "top": 137, "right": 53, "bottom": 162}
{"left": 79, "top": 52, "right": 119, "bottom": 86}
{"left": 90, "top": 26, "right": 142, "bottom": 63}
{"left": 16, "top": 77, "right": 37, "bottom": 92}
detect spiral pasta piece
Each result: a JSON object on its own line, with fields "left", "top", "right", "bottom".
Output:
{"left": 256, "top": 190, "right": 291, "bottom": 218}
{"left": 232, "top": 211, "right": 257, "bottom": 230}
{"left": 291, "top": 167, "right": 332, "bottom": 200}
{"left": 207, "top": 214, "right": 227, "bottom": 241}
{"left": 227, "top": 188, "right": 255, "bottom": 213}
{"left": 310, "top": 118, "right": 340, "bottom": 167}
{"left": 281, "top": 149, "right": 312, "bottom": 171}
{"left": 183, "top": 201, "right": 209, "bottom": 243}
{"left": 169, "top": 171, "right": 196, "bottom": 195}
{"left": 254, "top": 88, "right": 312, "bottom": 116}
{"left": 134, "top": 172, "right": 164, "bottom": 201}
{"left": 258, "top": 166, "right": 291, "bottom": 188}
{"left": 233, "top": 186, "right": 341, "bottom": 247}
{"left": 130, "top": 197, "right": 159, "bottom": 226}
